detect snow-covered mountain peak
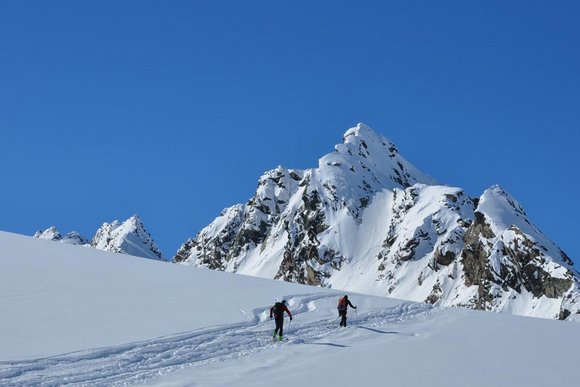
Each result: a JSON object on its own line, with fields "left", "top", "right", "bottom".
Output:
{"left": 475, "top": 185, "right": 575, "bottom": 271}
{"left": 34, "top": 227, "right": 89, "bottom": 245}
{"left": 175, "top": 122, "right": 579, "bottom": 321}
{"left": 341, "top": 122, "right": 406, "bottom": 161}
{"left": 343, "top": 122, "right": 386, "bottom": 144}
{"left": 478, "top": 184, "right": 527, "bottom": 218}
{"left": 33, "top": 215, "right": 165, "bottom": 260}
{"left": 477, "top": 185, "right": 545, "bottom": 244}
{"left": 321, "top": 123, "right": 436, "bottom": 195}
{"left": 92, "top": 215, "right": 165, "bottom": 261}
{"left": 124, "top": 214, "right": 143, "bottom": 229}
{"left": 34, "top": 226, "right": 61, "bottom": 241}
{"left": 61, "top": 231, "right": 89, "bottom": 245}
{"left": 335, "top": 122, "right": 397, "bottom": 162}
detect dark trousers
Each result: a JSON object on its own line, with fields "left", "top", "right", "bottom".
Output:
{"left": 274, "top": 318, "right": 284, "bottom": 336}
{"left": 339, "top": 311, "right": 347, "bottom": 327}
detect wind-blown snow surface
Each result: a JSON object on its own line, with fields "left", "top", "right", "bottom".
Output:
{"left": 1, "top": 231, "right": 579, "bottom": 386}
{"left": 175, "top": 123, "right": 580, "bottom": 320}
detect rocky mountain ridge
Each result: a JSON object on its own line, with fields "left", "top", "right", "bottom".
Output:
{"left": 34, "top": 214, "right": 165, "bottom": 261}
{"left": 173, "top": 123, "right": 579, "bottom": 320}
{"left": 34, "top": 227, "right": 90, "bottom": 246}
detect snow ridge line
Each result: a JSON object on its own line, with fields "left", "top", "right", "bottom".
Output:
{"left": 0, "top": 295, "right": 433, "bottom": 386}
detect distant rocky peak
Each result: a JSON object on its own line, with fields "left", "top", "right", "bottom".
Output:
{"left": 124, "top": 214, "right": 142, "bottom": 228}
{"left": 34, "top": 227, "right": 89, "bottom": 246}
{"left": 342, "top": 122, "right": 398, "bottom": 156}
{"left": 60, "top": 231, "right": 89, "bottom": 245}
{"left": 310, "top": 123, "right": 438, "bottom": 221}
{"left": 476, "top": 185, "right": 547, "bottom": 245}
{"left": 33, "top": 219, "right": 164, "bottom": 262}
{"left": 479, "top": 185, "right": 527, "bottom": 217}
{"left": 34, "top": 226, "right": 62, "bottom": 241}
{"left": 92, "top": 214, "right": 165, "bottom": 261}
{"left": 332, "top": 122, "right": 395, "bottom": 165}
{"left": 93, "top": 215, "right": 141, "bottom": 239}
{"left": 343, "top": 121, "right": 380, "bottom": 142}
{"left": 321, "top": 123, "right": 436, "bottom": 191}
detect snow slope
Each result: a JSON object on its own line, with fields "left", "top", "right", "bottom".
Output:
{"left": 1, "top": 230, "right": 579, "bottom": 386}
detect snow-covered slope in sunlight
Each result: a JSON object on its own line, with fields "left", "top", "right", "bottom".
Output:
{"left": 174, "top": 123, "right": 580, "bottom": 320}
{"left": 0, "top": 230, "right": 578, "bottom": 387}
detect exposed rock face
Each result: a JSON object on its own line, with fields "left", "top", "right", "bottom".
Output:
{"left": 275, "top": 187, "right": 331, "bottom": 286}
{"left": 174, "top": 123, "right": 579, "bottom": 320}
{"left": 34, "top": 215, "right": 165, "bottom": 261}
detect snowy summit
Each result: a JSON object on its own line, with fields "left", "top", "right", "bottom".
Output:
{"left": 174, "top": 123, "right": 580, "bottom": 321}
{"left": 92, "top": 214, "right": 165, "bottom": 261}
{"left": 34, "top": 226, "right": 89, "bottom": 246}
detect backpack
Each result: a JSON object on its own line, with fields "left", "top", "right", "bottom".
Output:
{"left": 337, "top": 296, "right": 347, "bottom": 312}
{"left": 273, "top": 302, "right": 284, "bottom": 317}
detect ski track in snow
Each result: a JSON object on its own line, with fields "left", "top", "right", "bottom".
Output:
{"left": 0, "top": 294, "right": 434, "bottom": 386}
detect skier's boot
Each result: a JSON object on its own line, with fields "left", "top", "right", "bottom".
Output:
{"left": 278, "top": 335, "right": 283, "bottom": 342}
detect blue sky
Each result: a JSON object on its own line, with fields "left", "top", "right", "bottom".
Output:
{"left": 1, "top": 1, "right": 578, "bottom": 264}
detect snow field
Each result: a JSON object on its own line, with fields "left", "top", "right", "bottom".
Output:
{"left": 2, "top": 231, "right": 580, "bottom": 387}
{"left": 0, "top": 294, "right": 432, "bottom": 386}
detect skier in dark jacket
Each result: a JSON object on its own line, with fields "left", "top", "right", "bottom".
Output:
{"left": 337, "top": 295, "right": 357, "bottom": 327}
{"left": 270, "top": 300, "right": 293, "bottom": 341}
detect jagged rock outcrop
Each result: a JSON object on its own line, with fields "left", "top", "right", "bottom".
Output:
{"left": 91, "top": 215, "right": 165, "bottom": 261}
{"left": 34, "top": 227, "right": 89, "bottom": 245}
{"left": 174, "top": 123, "right": 579, "bottom": 320}
{"left": 34, "top": 215, "right": 165, "bottom": 261}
